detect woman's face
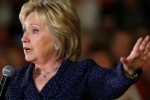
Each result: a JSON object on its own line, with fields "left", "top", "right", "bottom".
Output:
{"left": 21, "top": 12, "right": 56, "bottom": 63}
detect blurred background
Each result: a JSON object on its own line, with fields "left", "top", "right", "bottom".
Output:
{"left": 0, "top": 0, "right": 150, "bottom": 99}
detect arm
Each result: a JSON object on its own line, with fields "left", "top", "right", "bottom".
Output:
{"left": 87, "top": 63, "right": 141, "bottom": 99}
{"left": 87, "top": 36, "right": 150, "bottom": 99}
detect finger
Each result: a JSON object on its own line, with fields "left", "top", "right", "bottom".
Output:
{"left": 146, "top": 41, "right": 150, "bottom": 48}
{"left": 133, "top": 37, "right": 143, "bottom": 50}
{"left": 144, "top": 41, "right": 150, "bottom": 54}
{"left": 140, "top": 51, "right": 150, "bottom": 64}
{"left": 120, "top": 57, "right": 128, "bottom": 64}
{"left": 139, "top": 35, "right": 150, "bottom": 51}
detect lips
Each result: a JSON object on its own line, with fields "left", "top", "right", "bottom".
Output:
{"left": 23, "top": 47, "right": 32, "bottom": 54}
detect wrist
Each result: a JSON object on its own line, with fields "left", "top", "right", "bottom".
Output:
{"left": 124, "top": 70, "right": 138, "bottom": 79}
{"left": 123, "top": 64, "right": 137, "bottom": 79}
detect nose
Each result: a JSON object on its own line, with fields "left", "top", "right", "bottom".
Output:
{"left": 21, "top": 32, "right": 30, "bottom": 43}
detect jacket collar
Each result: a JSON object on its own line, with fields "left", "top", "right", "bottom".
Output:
{"left": 20, "top": 63, "right": 34, "bottom": 88}
{"left": 43, "top": 60, "right": 72, "bottom": 98}
{"left": 20, "top": 60, "right": 72, "bottom": 98}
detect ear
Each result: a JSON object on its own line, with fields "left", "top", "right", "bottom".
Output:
{"left": 54, "top": 43, "right": 59, "bottom": 51}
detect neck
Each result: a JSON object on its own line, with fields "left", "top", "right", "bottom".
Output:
{"left": 34, "top": 59, "right": 62, "bottom": 71}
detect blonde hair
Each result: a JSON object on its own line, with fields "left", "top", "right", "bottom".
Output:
{"left": 19, "top": 0, "right": 81, "bottom": 61}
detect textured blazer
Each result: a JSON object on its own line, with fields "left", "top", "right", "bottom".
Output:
{"left": 6, "top": 59, "right": 141, "bottom": 100}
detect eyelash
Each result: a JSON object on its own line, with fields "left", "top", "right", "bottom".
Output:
{"left": 22, "top": 27, "right": 39, "bottom": 34}
{"left": 32, "top": 29, "right": 39, "bottom": 33}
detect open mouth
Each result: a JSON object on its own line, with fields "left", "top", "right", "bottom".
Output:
{"left": 24, "top": 47, "right": 32, "bottom": 53}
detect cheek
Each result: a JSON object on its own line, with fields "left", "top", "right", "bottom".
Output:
{"left": 34, "top": 39, "right": 54, "bottom": 56}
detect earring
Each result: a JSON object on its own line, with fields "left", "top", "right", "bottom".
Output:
{"left": 54, "top": 43, "right": 59, "bottom": 51}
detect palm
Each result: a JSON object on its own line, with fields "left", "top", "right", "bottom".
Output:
{"left": 120, "top": 36, "right": 150, "bottom": 70}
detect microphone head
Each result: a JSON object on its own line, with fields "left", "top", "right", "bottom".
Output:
{"left": 2, "top": 65, "right": 15, "bottom": 77}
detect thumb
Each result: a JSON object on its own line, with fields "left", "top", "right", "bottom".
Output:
{"left": 120, "top": 57, "right": 127, "bottom": 64}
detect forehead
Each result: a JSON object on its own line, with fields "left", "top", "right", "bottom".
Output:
{"left": 24, "top": 12, "right": 42, "bottom": 26}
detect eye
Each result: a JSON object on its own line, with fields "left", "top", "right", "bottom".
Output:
{"left": 32, "top": 28, "right": 39, "bottom": 33}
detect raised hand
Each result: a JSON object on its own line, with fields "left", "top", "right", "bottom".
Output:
{"left": 120, "top": 35, "right": 150, "bottom": 76}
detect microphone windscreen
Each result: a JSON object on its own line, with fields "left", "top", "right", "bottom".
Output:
{"left": 2, "top": 65, "right": 15, "bottom": 77}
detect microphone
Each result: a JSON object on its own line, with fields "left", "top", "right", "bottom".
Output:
{"left": 0, "top": 65, "right": 15, "bottom": 100}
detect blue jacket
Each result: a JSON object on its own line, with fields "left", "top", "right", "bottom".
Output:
{"left": 6, "top": 59, "right": 141, "bottom": 100}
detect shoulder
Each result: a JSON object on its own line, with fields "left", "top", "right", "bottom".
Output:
{"left": 61, "top": 58, "right": 100, "bottom": 75}
{"left": 14, "top": 64, "right": 34, "bottom": 78}
{"left": 8, "top": 63, "right": 34, "bottom": 86}
{"left": 6, "top": 64, "right": 34, "bottom": 98}
{"left": 77, "top": 58, "right": 97, "bottom": 65}
{"left": 63, "top": 58, "right": 98, "bottom": 68}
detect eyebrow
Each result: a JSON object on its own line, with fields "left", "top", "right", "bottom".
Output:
{"left": 30, "top": 23, "right": 40, "bottom": 27}
{"left": 22, "top": 23, "right": 40, "bottom": 28}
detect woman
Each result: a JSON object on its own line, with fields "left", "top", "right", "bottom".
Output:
{"left": 6, "top": 0, "right": 150, "bottom": 99}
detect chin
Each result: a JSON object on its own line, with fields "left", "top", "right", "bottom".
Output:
{"left": 25, "top": 56, "right": 35, "bottom": 62}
